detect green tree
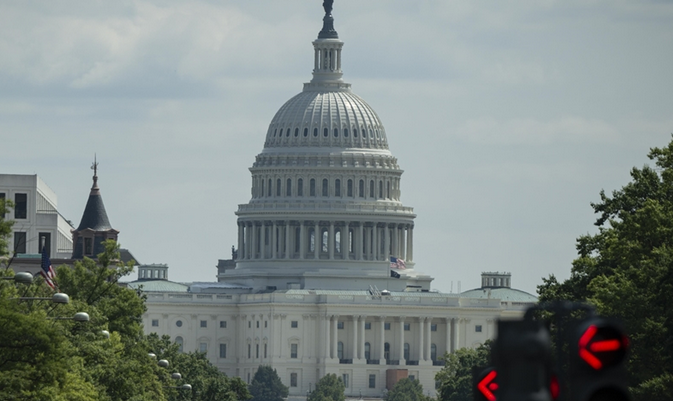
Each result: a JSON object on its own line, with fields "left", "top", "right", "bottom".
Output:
{"left": 435, "top": 342, "right": 491, "bottom": 401}
{"left": 307, "top": 373, "right": 344, "bottom": 401}
{"left": 538, "top": 137, "right": 673, "bottom": 400}
{"left": 385, "top": 378, "right": 428, "bottom": 401}
{"left": 0, "top": 198, "right": 14, "bottom": 267}
{"left": 249, "top": 366, "right": 288, "bottom": 401}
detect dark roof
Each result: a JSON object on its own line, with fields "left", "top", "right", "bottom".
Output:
{"left": 76, "top": 175, "right": 113, "bottom": 231}
{"left": 120, "top": 249, "right": 139, "bottom": 265}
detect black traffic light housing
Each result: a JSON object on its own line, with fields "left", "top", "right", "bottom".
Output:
{"left": 473, "top": 366, "right": 498, "bottom": 401}
{"left": 568, "top": 317, "right": 630, "bottom": 401}
{"left": 493, "top": 319, "right": 553, "bottom": 401}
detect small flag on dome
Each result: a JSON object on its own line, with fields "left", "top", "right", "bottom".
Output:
{"left": 390, "top": 257, "right": 406, "bottom": 270}
{"left": 390, "top": 269, "right": 401, "bottom": 278}
{"left": 40, "top": 246, "right": 57, "bottom": 290}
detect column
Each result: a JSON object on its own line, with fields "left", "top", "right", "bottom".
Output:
{"left": 337, "top": 48, "right": 342, "bottom": 70}
{"left": 425, "top": 319, "right": 432, "bottom": 362}
{"left": 314, "top": 222, "right": 320, "bottom": 260}
{"left": 392, "top": 226, "right": 398, "bottom": 257}
{"left": 364, "top": 225, "right": 370, "bottom": 260}
{"left": 285, "top": 221, "right": 291, "bottom": 259}
{"left": 398, "top": 317, "right": 405, "bottom": 362}
{"left": 379, "top": 317, "right": 386, "bottom": 363}
{"left": 271, "top": 222, "right": 277, "bottom": 259}
{"left": 332, "top": 315, "right": 338, "bottom": 359}
{"left": 328, "top": 222, "right": 335, "bottom": 260}
{"left": 445, "top": 318, "right": 452, "bottom": 355}
{"left": 373, "top": 224, "right": 379, "bottom": 261}
{"left": 398, "top": 226, "right": 404, "bottom": 260}
{"left": 251, "top": 223, "right": 257, "bottom": 260}
{"left": 384, "top": 225, "right": 390, "bottom": 260}
{"left": 419, "top": 317, "right": 425, "bottom": 361}
{"left": 342, "top": 223, "right": 349, "bottom": 260}
{"left": 407, "top": 226, "right": 413, "bottom": 262}
{"left": 237, "top": 223, "right": 244, "bottom": 260}
{"left": 244, "top": 224, "right": 250, "bottom": 259}
{"left": 358, "top": 223, "right": 364, "bottom": 260}
{"left": 399, "top": 226, "right": 406, "bottom": 260}
{"left": 351, "top": 315, "right": 358, "bottom": 360}
{"left": 314, "top": 49, "right": 319, "bottom": 71}
{"left": 324, "top": 315, "right": 331, "bottom": 359}
{"left": 300, "top": 222, "right": 306, "bottom": 260}
{"left": 359, "top": 316, "right": 366, "bottom": 360}
{"left": 451, "top": 318, "right": 460, "bottom": 352}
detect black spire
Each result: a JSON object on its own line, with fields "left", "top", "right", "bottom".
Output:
{"left": 76, "top": 157, "right": 112, "bottom": 231}
{"left": 318, "top": 0, "right": 338, "bottom": 39}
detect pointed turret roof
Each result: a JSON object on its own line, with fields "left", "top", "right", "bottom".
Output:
{"left": 76, "top": 157, "right": 113, "bottom": 232}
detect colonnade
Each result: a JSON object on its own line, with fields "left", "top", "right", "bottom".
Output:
{"left": 237, "top": 220, "right": 413, "bottom": 263}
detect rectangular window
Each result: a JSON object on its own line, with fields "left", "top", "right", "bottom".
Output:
{"left": 365, "top": 322, "right": 371, "bottom": 330}
{"left": 290, "top": 373, "right": 298, "bottom": 387}
{"left": 290, "top": 343, "right": 298, "bottom": 358}
{"left": 337, "top": 321, "right": 344, "bottom": 329}
{"left": 14, "top": 232, "right": 26, "bottom": 254}
{"left": 409, "top": 375, "right": 415, "bottom": 381}
{"left": 342, "top": 374, "right": 349, "bottom": 388}
{"left": 335, "top": 179, "right": 341, "bottom": 197}
{"left": 264, "top": 343, "right": 267, "bottom": 358}
{"left": 291, "top": 320, "right": 298, "bottom": 328}
{"left": 199, "top": 343, "right": 207, "bottom": 353}
{"left": 298, "top": 179, "right": 304, "bottom": 196}
{"left": 265, "top": 321, "right": 268, "bottom": 328}
{"left": 248, "top": 344, "right": 251, "bottom": 358}
{"left": 14, "top": 193, "right": 27, "bottom": 219}
{"left": 84, "top": 237, "right": 93, "bottom": 255}
{"left": 200, "top": 320, "right": 207, "bottom": 328}
{"left": 220, "top": 343, "right": 227, "bottom": 358}
{"left": 475, "top": 325, "right": 482, "bottom": 333}
{"left": 310, "top": 179, "right": 316, "bottom": 196}
{"left": 248, "top": 321, "right": 251, "bottom": 328}
{"left": 220, "top": 320, "right": 227, "bottom": 328}
{"left": 256, "top": 344, "right": 259, "bottom": 358}
{"left": 322, "top": 179, "right": 328, "bottom": 196}
{"left": 384, "top": 322, "right": 391, "bottom": 330}
{"left": 431, "top": 324, "right": 438, "bottom": 332}
{"left": 347, "top": 180, "right": 353, "bottom": 197}
{"left": 369, "top": 374, "right": 376, "bottom": 388}
{"left": 257, "top": 321, "right": 260, "bottom": 328}
{"left": 151, "top": 319, "right": 159, "bottom": 327}
{"left": 404, "top": 323, "right": 411, "bottom": 331}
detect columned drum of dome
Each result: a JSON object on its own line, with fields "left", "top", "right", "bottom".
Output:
{"left": 227, "top": 2, "right": 427, "bottom": 292}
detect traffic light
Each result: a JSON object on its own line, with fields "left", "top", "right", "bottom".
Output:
{"left": 493, "top": 319, "right": 553, "bottom": 401}
{"left": 568, "top": 317, "right": 630, "bottom": 401}
{"left": 473, "top": 366, "right": 498, "bottom": 401}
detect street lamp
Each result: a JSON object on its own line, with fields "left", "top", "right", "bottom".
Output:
{"left": 14, "top": 292, "right": 70, "bottom": 304}
{"left": 1, "top": 272, "right": 33, "bottom": 284}
{"left": 164, "top": 384, "right": 192, "bottom": 391}
{"left": 49, "top": 312, "right": 90, "bottom": 322}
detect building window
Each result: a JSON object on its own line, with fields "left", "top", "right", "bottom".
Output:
{"left": 337, "top": 321, "right": 344, "bottom": 329}
{"left": 369, "top": 180, "right": 375, "bottom": 198}
{"left": 431, "top": 344, "right": 437, "bottom": 361}
{"left": 248, "top": 321, "right": 251, "bottom": 328}
{"left": 409, "top": 375, "right": 415, "bottom": 381}
{"left": 335, "top": 179, "right": 341, "bottom": 197}
{"left": 200, "top": 320, "right": 207, "bottom": 328}
{"left": 431, "top": 324, "right": 437, "bottom": 332}
{"left": 290, "top": 373, "right": 298, "bottom": 387}
{"left": 291, "top": 321, "right": 298, "bottom": 328}
{"left": 265, "top": 321, "right": 268, "bottom": 328}
{"left": 310, "top": 179, "right": 316, "bottom": 196}
{"left": 248, "top": 344, "right": 251, "bottom": 358}
{"left": 220, "top": 343, "right": 227, "bottom": 358}
{"left": 344, "top": 128, "right": 349, "bottom": 137}
{"left": 342, "top": 373, "right": 349, "bottom": 388}
{"left": 14, "top": 193, "right": 27, "bottom": 219}
{"left": 364, "top": 342, "right": 370, "bottom": 360}
{"left": 84, "top": 237, "right": 93, "bottom": 256}
{"left": 304, "top": 128, "right": 308, "bottom": 137}
{"left": 276, "top": 179, "right": 281, "bottom": 196}
{"left": 358, "top": 180, "right": 364, "bottom": 197}
{"left": 384, "top": 343, "right": 390, "bottom": 360}
{"left": 369, "top": 374, "right": 376, "bottom": 388}
{"left": 313, "top": 128, "right": 318, "bottom": 137}
{"left": 286, "top": 179, "right": 292, "bottom": 196}
{"left": 291, "top": 343, "right": 298, "bottom": 359}
{"left": 379, "top": 180, "right": 383, "bottom": 198}
{"left": 365, "top": 322, "right": 371, "bottom": 330}
{"left": 333, "top": 128, "right": 338, "bottom": 137}
{"left": 176, "top": 320, "right": 183, "bottom": 328}
{"left": 337, "top": 342, "right": 343, "bottom": 359}
{"left": 248, "top": 373, "right": 251, "bottom": 384}
{"left": 387, "top": 181, "right": 391, "bottom": 199}
{"left": 152, "top": 319, "right": 159, "bottom": 327}
{"left": 264, "top": 343, "right": 267, "bottom": 358}
{"left": 260, "top": 179, "right": 264, "bottom": 197}
{"left": 257, "top": 321, "right": 260, "bottom": 328}
{"left": 13, "top": 232, "right": 26, "bottom": 254}
{"left": 198, "top": 342, "right": 206, "bottom": 353}
{"left": 256, "top": 344, "right": 259, "bottom": 358}
{"left": 404, "top": 343, "right": 410, "bottom": 360}
{"left": 323, "top": 127, "right": 328, "bottom": 137}
{"left": 347, "top": 179, "right": 353, "bottom": 197}
{"left": 322, "top": 179, "right": 328, "bottom": 196}
{"left": 294, "top": 128, "right": 299, "bottom": 137}
{"left": 298, "top": 178, "right": 304, "bottom": 196}
{"left": 220, "top": 321, "right": 227, "bottom": 328}
{"left": 175, "top": 336, "right": 183, "bottom": 353}
{"left": 268, "top": 179, "right": 272, "bottom": 197}
{"left": 476, "top": 325, "right": 482, "bottom": 333}
{"left": 404, "top": 323, "right": 410, "bottom": 331}
{"left": 384, "top": 322, "right": 391, "bottom": 330}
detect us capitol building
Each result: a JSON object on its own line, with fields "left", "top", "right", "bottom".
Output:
{"left": 131, "top": 2, "right": 537, "bottom": 397}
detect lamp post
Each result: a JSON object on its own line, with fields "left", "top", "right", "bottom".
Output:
{"left": 14, "top": 292, "right": 70, "bottom": 304}
{"left": 48, "top": 312, "right": 90, "bottom": 322}
{"left": 1, "top": 272, "right": 33, "bottom": 284}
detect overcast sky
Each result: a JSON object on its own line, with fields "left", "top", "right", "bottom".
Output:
{"left": 2, "top": 0, "right": 672, "bottom": 295}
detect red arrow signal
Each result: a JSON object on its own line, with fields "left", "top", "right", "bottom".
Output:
{"left": 578, "top": 324, "right": 628, "bottom": 370}
{"left": 477, "top": 369, "right": 498, "bottom": 401}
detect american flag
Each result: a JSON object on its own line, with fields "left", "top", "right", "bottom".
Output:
{"left": 390, "top": 256, "right": 406, "bottom": 270}
{"left": 41, "top": 246, "right": 57, "bottom": 290}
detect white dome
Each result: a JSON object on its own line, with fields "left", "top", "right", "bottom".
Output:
{"left": 263, "top": 89, "right": 389, "bottom": 151}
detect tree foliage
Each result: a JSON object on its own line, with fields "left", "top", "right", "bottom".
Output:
{"left": 435, "top": 342, "right": 491, "bottom": 401}
{"left": 0, "top": 198, "right": 14, "bottom": 265}
{"left": 385, "top": 378, "right": 429, "bottom": 401}
{"left": 538, "top": 137, "right": 673, "bottom": 400}
{"left": 307, "top": 373, "right": 345, "bottom": 401}
{"left": 249, "top": 365, "right": 288, "bottom": 401}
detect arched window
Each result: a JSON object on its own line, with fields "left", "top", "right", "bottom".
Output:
{"left": 313, "top": 128, "right": 318, "bottom": 137}
{"left": 337, "top": 341, "right": 344, "bottom": 359}
{"left": 276, "top": 179, "right": 281, "bottom": 196}
{"left": 309, "top": 228, "right": 315, "bottom": 252}
{"left": 354, "top": 128, "right": 358, "bottom": 138}
{"left": 322, "top": 229, "right": 328, "bottom": 252}
{"left": 333, "top": 128, "right": 338, "bottom": 137}
{"left": 347, "top": 179, "right": 353, "bottom": 197}
{"left": 310, "top": 179, "right": 316, "bottom": 196}
{"left": 323, "top": 128, "right": 328, "bottom": 137}
{"left": 364, "top": 342, "right": 371, "bottom": 360}
{"left": 431, "top": 343, "right": 437, "bottom": 361}
{"left": 335, "top": 231, "right": 341, "bottom": 253}
{"left": 335, "top": 179, "right": 341, "bottom": 197}
{"left": 273, "top": 128, "right": 277, "bottom": 137}
{"left": 404, "top": 343, "right": 410, "bottom": 360}
{"left": 286, "top": 178, "right": 292, "bottom": 196}
{"left": 322, "top": 179, "right": 328, "bottom": 197}
{"left": 294, "top": 128, "right": 299, "bottom": 137}
{"left": 384, "top": 342, "right": 390, "bottom": 360}
{"left": 369, "top": 180, "right": 375, "bottom": 198}
{"left": 359, "top": 180, "right": 365, "bottom": 198}
{"left": 286, "top": 128, "right": 291, "bottom": 137}
{"left": 175, "top": 336, "right": 184, "bottom": 353}
{"left": 304, "top": 128, "right": 308, "bottom": 137}
{"left": 387, "top": 181, "right": 390, "bottom": 199}
{"left": 279, "top": 128, "right": 283, "bottom": 137}
{"left": 298, "top": 178, "right": 303, "bottom": 196}
{"left": 268, "top": 179, "right": 272, "bottom": 197}
{"left": 344, "top": 128, "right": 349, "bottom": 137}
{"left": 379, "top": 181, "right": 383, "bottom": 198}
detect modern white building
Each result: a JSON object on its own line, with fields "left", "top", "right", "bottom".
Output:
{"left": 134, "top": 2, "right": 537, "bottom": 398}
{"left": 0, "top": 174, "right": 74, "bottom": 260}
